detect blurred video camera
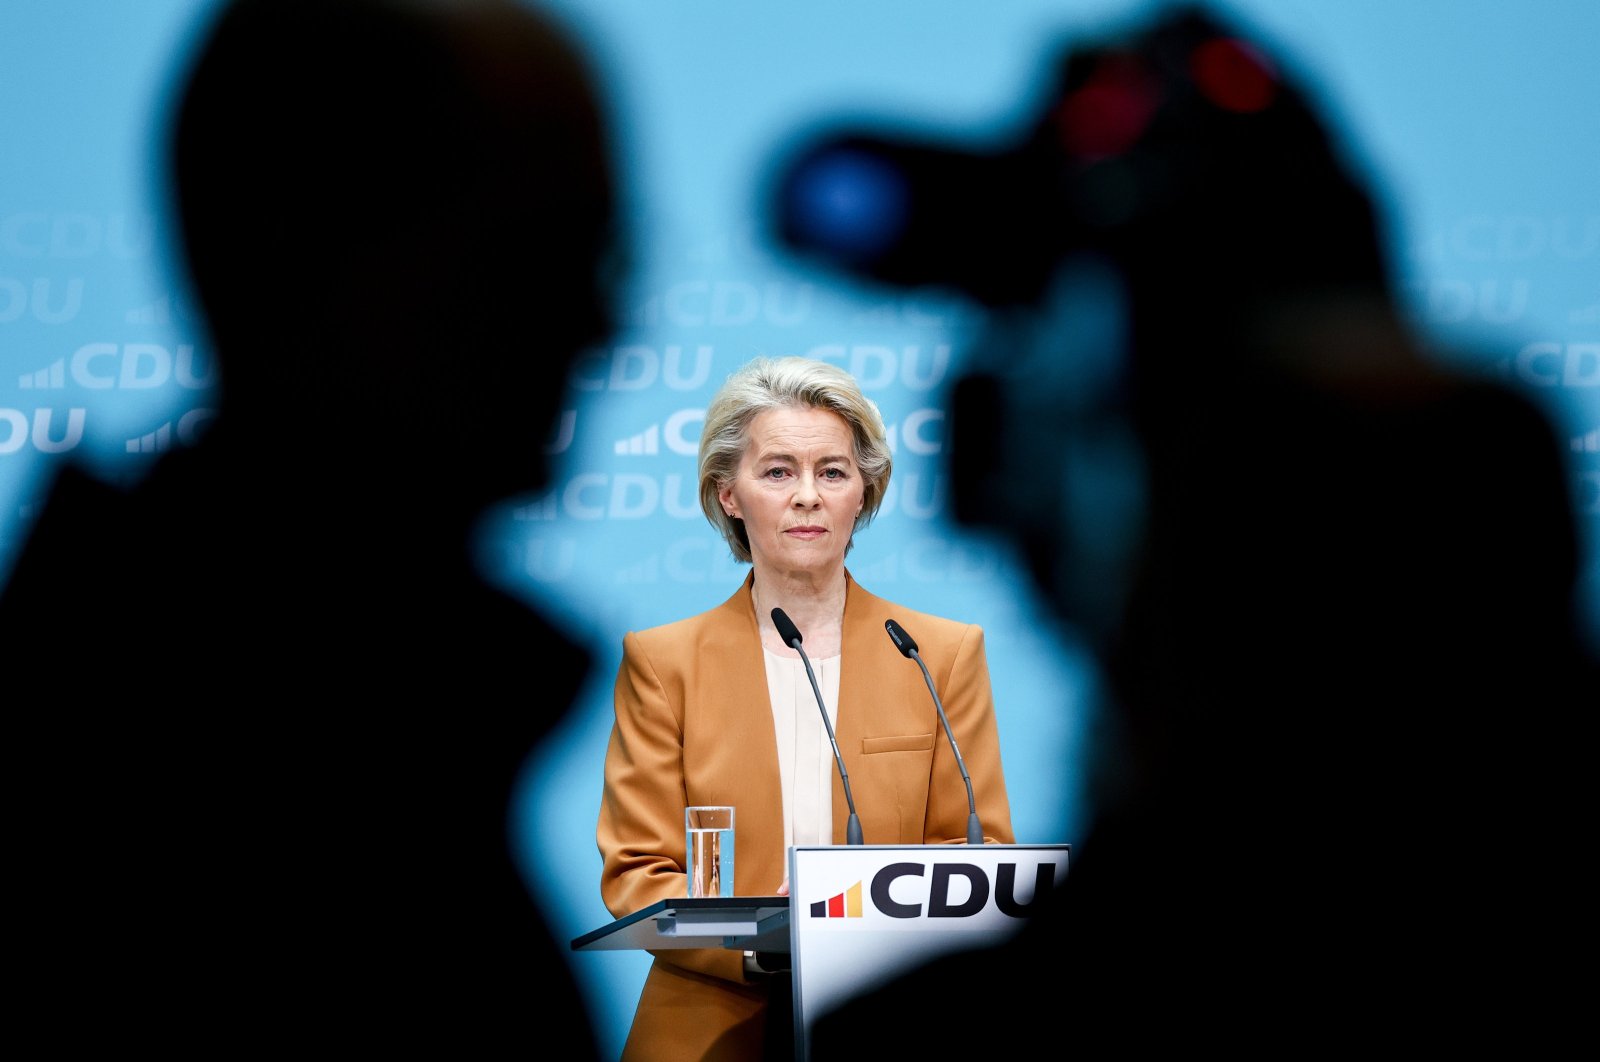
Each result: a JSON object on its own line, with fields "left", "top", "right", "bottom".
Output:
{"left": 761, "top": 4, "right": 1373, "bottom": 638}
{"left": 765, "top": 4, "right": 1338, "bottom": 307}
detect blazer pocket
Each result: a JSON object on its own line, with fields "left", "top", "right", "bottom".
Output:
{"left": 860, "top": 733, "right": 935, "bottom": 755}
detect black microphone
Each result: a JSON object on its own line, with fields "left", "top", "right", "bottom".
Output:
{"left": 771, "top": 607, "right": 864, "bottom": 845}
{"left": 885, "top": 618, "right": 984, "bottom": 844}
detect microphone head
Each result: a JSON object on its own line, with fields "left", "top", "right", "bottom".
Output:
{"left": 772, "top": 607, "right": 803, "bottom": 647}
{"left": 884, "top": 618, "right": 918, "bottom": 658}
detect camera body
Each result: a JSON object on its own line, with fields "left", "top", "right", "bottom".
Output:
{"left": 763, "top": 4, "right": 1386, "bottom": 641}
{"left": 765, "top": 5, "right": 1364, "bottom": 304}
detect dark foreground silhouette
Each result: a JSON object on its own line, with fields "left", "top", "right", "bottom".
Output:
{"left": 768, "top": 4, "right": 1597, "bottom": 1053}
{"left": 2, "top": 1, "right": 621, "bottom": 1052}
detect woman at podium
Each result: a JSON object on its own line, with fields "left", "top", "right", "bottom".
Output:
{"left": 595, "top": 356, "right": 1016, "bottom": 1059}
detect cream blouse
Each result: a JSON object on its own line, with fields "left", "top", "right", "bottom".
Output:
{"left": 761, "top": 647, "right": 840, "bottom": 851}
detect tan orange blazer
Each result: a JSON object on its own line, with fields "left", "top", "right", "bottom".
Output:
{"left": 597, "top": 570, "right": 1015, "bottom": 1060}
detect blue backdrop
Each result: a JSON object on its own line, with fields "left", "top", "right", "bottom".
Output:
{"left": 3, "top": 2, "right": 1597, "bottom": 1058}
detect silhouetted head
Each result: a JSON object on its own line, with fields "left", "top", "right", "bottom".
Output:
{"left": 170, "top": 0, "right": 622, "bottom": 507}
{"left": 1040, "top": 4, "right": 1392, "bottom": 350}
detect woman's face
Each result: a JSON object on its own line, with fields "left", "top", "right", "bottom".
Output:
{"left": 719, "top": 405, "right": 865, "bottom": 581}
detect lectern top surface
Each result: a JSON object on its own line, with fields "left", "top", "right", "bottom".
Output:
{"left": 571, "top": 896, "right": 790, "bottom": 952}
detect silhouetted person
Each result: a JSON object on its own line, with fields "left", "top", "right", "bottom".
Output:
{"left": 770, "top": 4, "right": 1597, "bottom": 1053}
{"left": 1, "top": 0, "right": 621, "bottom": 1053}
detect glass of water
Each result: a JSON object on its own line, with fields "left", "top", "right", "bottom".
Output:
{"left": 685, "top": 805, "right": 735, "bottom": 898}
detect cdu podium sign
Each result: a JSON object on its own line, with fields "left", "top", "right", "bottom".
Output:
{"left": 789, "top": 843, "right": 1070, "bottom": 1059}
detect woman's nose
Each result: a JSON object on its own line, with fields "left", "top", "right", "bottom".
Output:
{"left": 792, "top": 474, "right": 821, "bottom": 507}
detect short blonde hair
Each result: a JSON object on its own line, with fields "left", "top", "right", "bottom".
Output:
{"left": 699, "top": 356, "right": 892, "bottom": 563}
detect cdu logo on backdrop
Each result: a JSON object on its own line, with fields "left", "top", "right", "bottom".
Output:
{"left": 17, "top": 344, "right": 216, "bottom": 391}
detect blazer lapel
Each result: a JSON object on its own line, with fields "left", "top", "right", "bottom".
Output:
{"left": 701, "top": 573, "right": 788, "bottom": 890}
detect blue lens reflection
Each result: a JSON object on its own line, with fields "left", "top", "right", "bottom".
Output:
{"left": 787, "top": 148, "right": 910, "bottom": 263}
